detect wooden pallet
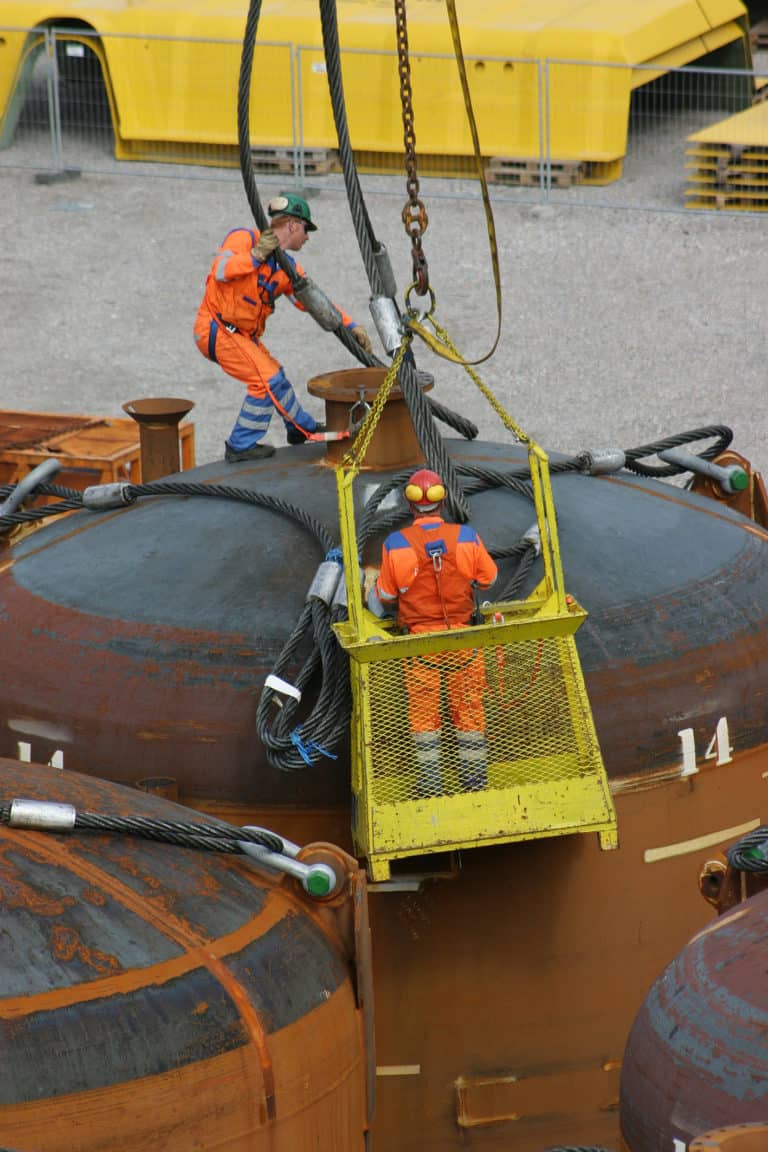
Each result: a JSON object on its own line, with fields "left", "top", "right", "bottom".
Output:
{"left": 685, "top": 192, "right": 768, "bottom": 211}
{"left": 685, "top": 102, "right": 768, "bottom": 208}
{"left": 486, "top": 157, "right": 585, "bottom": 188}
{"left": 687, "top": 152, "right": 768, "bottom": 172}
{"left": 686, "top": 166, "right": 768, "bottom": 191}
{"left": 250, "top": 147, "right": 338, "bottom": 175}
{"left": 688, "top": 143, "right": 768, "bottom": 164}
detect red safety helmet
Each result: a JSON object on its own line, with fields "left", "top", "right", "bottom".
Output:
{"left": 404, "top": 468, "right": 446, "bottom": 512}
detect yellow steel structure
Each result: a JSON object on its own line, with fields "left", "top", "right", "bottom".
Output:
{"left": 0, "top": 0, "right": 750, "bottom": 178}
{"left": 333, "top": 355, "right": 617, "bottom": 882}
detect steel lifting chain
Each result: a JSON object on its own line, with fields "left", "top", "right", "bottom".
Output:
{"left": 394, "top": 0, "right": 429, "bottom": 294}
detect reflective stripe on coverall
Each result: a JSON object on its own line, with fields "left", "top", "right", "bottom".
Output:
{"left": 373, "top": 516, "right": 498, "bottom": 793}
{"left": 193, "top": 227, "right": 356, "bottom": 445}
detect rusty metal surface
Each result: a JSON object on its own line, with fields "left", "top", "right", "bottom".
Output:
{"left": 620, "top": 887, "right": 768, "bottom": 1151}
{"left": 4, "top": 441, "right": 768, "bottom": 802}
{"left": 698, "top": 856, "right": 768, "bottom": 916}
{"left": 4, "top": 443, "right": 768, "bottom": 1148}
{"left": 365, "top": 740, "right": 767, "bottom": 1151}
{"left": 122, "top": 397, "right": 195, "bottom": 481}
{"left": 0, "top": 759, "right": 367, "bottom": 1151}
{"left": 307, "top": 367, "right": 431, "bottom": 469}
{"left": 6, "top": 732, "right": 766, "bottom": 1149}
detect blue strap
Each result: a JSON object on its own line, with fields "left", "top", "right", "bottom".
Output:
{"left": 325, "top": 547, "right": 344, "bottom": 564}
{"left": 290, "top": 727, "right": 338, "bottom": 766}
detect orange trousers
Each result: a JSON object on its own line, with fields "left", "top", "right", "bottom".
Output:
{"left": 194, "top": 311, "right": 317, "bottom": 446}
{"left": 404, "top": 649, "right": 487, "bottom": 734}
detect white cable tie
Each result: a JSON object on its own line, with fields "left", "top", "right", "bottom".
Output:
{"left": 264, "top": 674, "right": 302, "bottom": 703}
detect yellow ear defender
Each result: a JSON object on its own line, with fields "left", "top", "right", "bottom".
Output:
{"left": 405, "top": 481, "right": 446, "bottom": 504}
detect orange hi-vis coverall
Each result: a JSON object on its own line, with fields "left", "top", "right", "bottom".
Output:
{"left": 193, "top": 227, "right": 356, "bottom": 450}
{"left": 370, "top": 516, "right": 498, "bottom": 795}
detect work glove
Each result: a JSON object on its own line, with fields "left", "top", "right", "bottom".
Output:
{"left": 251, "top": 229, "right": 280, "bottom": 262}
{"left": 362, "top": 565, "right": 380, "bottom": 599}
{"left": 351, "top": 325, "right": 373, "bottom": 354}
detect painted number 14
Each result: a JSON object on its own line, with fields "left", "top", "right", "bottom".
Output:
{"left": 678, "top": 716, "right": 732, "bottom": 777}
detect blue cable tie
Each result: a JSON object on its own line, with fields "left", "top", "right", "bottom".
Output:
{"left": 290, "top": 727, "right": 338, "bottom": 765}
{"left": 325, "top": 547, "right": 344, "bottom": 564}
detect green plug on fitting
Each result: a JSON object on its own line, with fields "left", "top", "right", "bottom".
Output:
{"left": 726, "top": 467, "right": 748, "bottom": 493}
{"left": 658, "top": 447, "right": 749, "bottom": 495}
{"left": 305, "top": 864, "right": 336, "bottom": 897}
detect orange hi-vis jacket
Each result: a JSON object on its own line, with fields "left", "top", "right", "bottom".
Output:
{"left": 375, "top": 516, "right": 498, "bottom": 634}
{"left": 195, "top": 227, "right": 354, "bottom": 339}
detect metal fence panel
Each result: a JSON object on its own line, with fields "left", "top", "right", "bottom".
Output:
{"left": 547, "top": 59, "right": 768, "bottom": 212}
{"left": 1, "top": 27, "right": 767, "bottom": 216}
{"left": 0, "top": 26, "right": 56, "bottom": 171}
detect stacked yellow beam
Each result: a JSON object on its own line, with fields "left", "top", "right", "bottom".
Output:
{"left": 686, "top": 100, "right": 768, "bottom": 209}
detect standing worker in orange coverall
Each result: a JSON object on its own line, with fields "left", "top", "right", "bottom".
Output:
{"left": 367, "top": 469, "right": 498, "bottom": 797}
{"left": 194, "top": 193, "right": 372, "bottom": 463}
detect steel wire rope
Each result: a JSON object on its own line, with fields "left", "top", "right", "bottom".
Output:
{"left": 316, "top": 0, "right": 477, "bottom": 501}
{"left": 623, "top": 425, "right": 733, "bottom": 478}
{"left": 256, "top": 597, "right": 352, "bottom": 772}
{"left": 319, "top": 0, "right": 489, "bottom": 450}
{"left": 498, "top": 540, "right": 538, "bottom": 600}
{"left": 0, "top": 496, "right": 84, "bottom": 526}
{"left": 235, "top": 0, "right": 364, "bottom": 771}
{"left": 0, "top": 469, "right": 348, "bottom": 773}
{"left": 319, "top": 0, "right": 383, "bottom": 294}
{"left": 257, "top": 598, "right": 349, "bottom": 773}
{"left": 0, "top": 427, "right": 736, "bottom": 539}
{"left": 0, "top": 427, "right": 739, "bottom": 772}
{"left": 237, "top": 0, "right": 379, "bottom": 376}
{"left": 725, "top": 825, "right": 768, "bottom": 874}
{"left": 243, "top": 0, "right": 480, "bottom": 521}
{"left": 126, "top": 481, "right": 348, "bottom": 772}
{"left": 234, "top": 0, "right": 476, "bottom": 765}
{"left": 0, "top": 482, "right": 82, "bottom": 501}
{"left": 127, "top": 480, "right": 336, "bottom": 553}
{"left": 0, "top": 802, "right": 284, "bottom": 854}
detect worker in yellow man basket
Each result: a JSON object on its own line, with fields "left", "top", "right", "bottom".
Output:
{"left": 367, "top": 469, "right": 498, "bottom": 796}
{"left": 194, "top": 193, "right": 372, "bottom": 462}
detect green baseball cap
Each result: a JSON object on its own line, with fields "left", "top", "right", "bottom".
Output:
{"left": 267, "top": 192, "right": 317, "bottom": 231}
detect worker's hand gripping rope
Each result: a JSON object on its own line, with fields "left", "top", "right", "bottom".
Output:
{"left": 251, "top": 228, "right": 280, "bottom": 261}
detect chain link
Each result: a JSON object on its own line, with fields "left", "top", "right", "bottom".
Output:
{"left": 394, "top": 0, "right": 429, "bottom": 295}
{"left": 341, "top": 336, "right": 413, "bottom": 471}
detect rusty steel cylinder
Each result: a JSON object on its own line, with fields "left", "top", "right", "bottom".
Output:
{"left": 0, "top": 759, "right": 369, "bottom": 1152}
{"left": 620, "top": 887, "right": 768, "bottom": 1150}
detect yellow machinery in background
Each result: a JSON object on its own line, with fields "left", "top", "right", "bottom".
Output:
{"left": 332, "top": 362, "right": 618, "bottom": 883}
{"left": 0, "top": 0, "right": 753, "bottom": 181}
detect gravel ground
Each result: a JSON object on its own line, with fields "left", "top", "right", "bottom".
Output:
{"left": 1, "top": 139, "right": 766, "bottom": 473}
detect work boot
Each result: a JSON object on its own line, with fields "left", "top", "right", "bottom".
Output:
{"left": 413, "top": 730, "right": 442, "bottom": 798}
{"left": 224, "top": 442, "right": 275, "bottom": 463}
{"left": 286, "top": 422, "right": 325, "bottom": 446}
{"left": 456, "top": 730, "right": 488, "bottom": 792}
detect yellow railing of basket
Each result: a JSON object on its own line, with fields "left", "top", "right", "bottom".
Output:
{"left": 335, "top": 486, "right": 618, "bottom": 880}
